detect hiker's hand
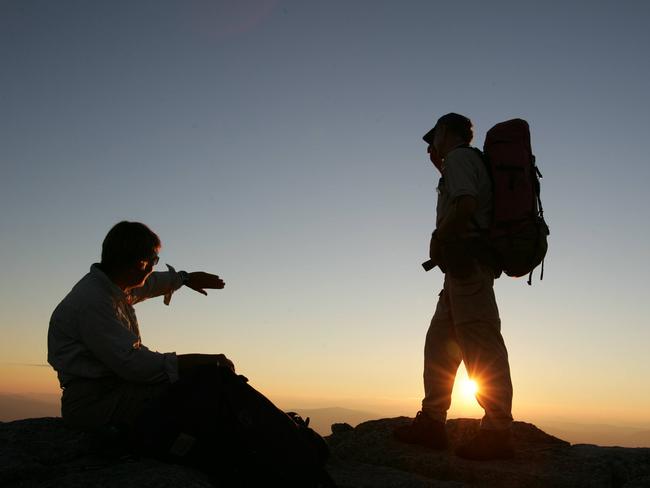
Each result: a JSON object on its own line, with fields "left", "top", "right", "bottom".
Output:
{"left": 429, "top": 232, "right": 442, "bottom": 262}
{"left": 185, "top": 272, "right": 225, "bottom": 296}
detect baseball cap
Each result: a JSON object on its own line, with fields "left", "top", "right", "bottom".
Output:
{"left": 423, "top": 113, "right": 473, "bottom": 144}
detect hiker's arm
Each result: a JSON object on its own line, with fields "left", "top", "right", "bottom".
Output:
{"left": 438, "top": 149, "right": 480, "bottom": 241}
{"left": 430, "top": 196, "right": 476, "bottom": 262}
{"left": 177, "top": 353, "right": 235, "bottom": 375}
{"left": 429, "top": 231, "right": 442, "bottom": 262}
{"left": 436, "top": 195, "right": 477, "bottom": 241}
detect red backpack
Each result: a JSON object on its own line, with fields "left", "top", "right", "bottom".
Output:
{"left": 481, "top": 118, "right": 549, "bottom": 284}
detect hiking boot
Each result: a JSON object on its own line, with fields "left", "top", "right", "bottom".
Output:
{"left": 455, "top": 428, "right": 515, "bottom": 461}
{"left": 393, "top": 411, "right": 448, "bottom": 449}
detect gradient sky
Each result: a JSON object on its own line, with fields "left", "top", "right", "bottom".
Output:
{"left": 1, "top": 0, "right": 649, "bottom": 426}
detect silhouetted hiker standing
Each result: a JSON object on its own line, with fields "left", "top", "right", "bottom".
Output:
{"left": 394, "top": 114, "right": 515, "bottom": 460}
{"left": 47, "top": 221, "right": 334, "bottom": 486}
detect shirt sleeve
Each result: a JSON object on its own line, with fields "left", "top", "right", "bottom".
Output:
{"left": 444, "top": 150, "right": 480, "bottom": 201}
{"left": 78, "top": 296, "right": 179, "bottom": 383}
{"left": 129, "top": 264, "right": 184, "bottom": 305}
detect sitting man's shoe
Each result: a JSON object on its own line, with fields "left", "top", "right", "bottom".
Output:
{"left": 455, "top": 428, "right": 515, "bottom": 461}
{"left": 393, "top": 411, "right": 448, "bottom": 449}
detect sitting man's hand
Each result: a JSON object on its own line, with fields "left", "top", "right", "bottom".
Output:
{"left": 178, "top": 353, "right": 235, "bottom": 375}
{"left": 185, "top": 272, "right": 225, "bottom": 296}
{"left": 214, "top": 353, "right": 235, "bottom": 372}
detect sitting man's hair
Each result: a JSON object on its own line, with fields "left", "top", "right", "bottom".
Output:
{"left": 437, "top": 112, "right": 474, "bottom": 144}
{"left": 101, "top": 221, "right": 161, "bottom": 269}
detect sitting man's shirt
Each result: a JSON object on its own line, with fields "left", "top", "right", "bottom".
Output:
{"left": 48, "top": 264, "right": 184, "bottom": 388}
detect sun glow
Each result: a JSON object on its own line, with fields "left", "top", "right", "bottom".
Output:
{"left": 460, "top": 379, "right": 478, "bottom": 398}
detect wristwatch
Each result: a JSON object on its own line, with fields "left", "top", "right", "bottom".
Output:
{"left": 178, "top": 271, "right": 190, "bottom": 285}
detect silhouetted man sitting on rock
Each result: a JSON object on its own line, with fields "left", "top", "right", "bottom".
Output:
{"left": 48, "top": 221, "right": 232, "bottom": 433}
{"left": 394, "top": 113, "right": 515, "bottom": 460}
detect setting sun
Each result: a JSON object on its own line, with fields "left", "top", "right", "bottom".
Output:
{"left": 461, "top": 379, "right": 478, "bottom": 398}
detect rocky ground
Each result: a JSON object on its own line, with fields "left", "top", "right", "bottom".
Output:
{"left": 326, "top": 417, "right": 650, "bottom": 487}
{"left": 1, "top": 417, "right": 649, "bottom": 487}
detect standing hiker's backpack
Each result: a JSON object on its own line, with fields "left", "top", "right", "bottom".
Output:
{"left": 481, "top": 118, "right": 549, "bottom": 284}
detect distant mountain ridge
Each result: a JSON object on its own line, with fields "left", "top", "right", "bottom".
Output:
{"left": 287, "top": 406, "right": 650, "bottom": 448}
{"left": 3, "top": 393, "right": 648, "bottom": 448}
{"left": 538, "top": 420, "right": 650, "bottom": 448}
{"left": 286, "top": 406, "right": 378, "bottom": 436}
{"left": 0, "top": 394, "right": 59, "bottom": 421}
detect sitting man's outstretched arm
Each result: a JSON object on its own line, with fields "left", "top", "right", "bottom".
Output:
{"left": 129, "top": 266, "right": 226, "bottom": 305}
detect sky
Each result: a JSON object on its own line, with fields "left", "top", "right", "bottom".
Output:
{"left": 1, "top": 0, "right": 649, "bottom": 430}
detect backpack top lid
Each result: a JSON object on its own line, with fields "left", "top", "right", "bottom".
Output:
{"left": 484, "top": 119, "right": 532, "bottom": 160}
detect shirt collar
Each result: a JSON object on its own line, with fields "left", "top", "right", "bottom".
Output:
{"left": 89, "top": 263, "right": 127, "bottom": 301}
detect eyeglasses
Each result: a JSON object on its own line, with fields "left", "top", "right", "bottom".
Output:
{"left": 146, "top": 253, "right": 159, "bottom": 266}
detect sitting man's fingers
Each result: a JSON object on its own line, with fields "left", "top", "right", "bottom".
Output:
{"left": 187, "top": 284, "right": 209, "bottom": 296}
{"left": 188, "top": 272, "right": 225, "bottom": 289}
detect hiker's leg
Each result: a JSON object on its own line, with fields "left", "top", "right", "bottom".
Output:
{"left": 448, "top": 264, "right": 513, "bottom": 430}
{"left": 422, "top": 283, "right": 462, "bottom": 423}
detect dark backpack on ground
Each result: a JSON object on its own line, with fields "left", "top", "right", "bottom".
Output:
{"left": 480, "top": 118, "right": 549, "bottom": 284}
{"left": 133, "top": 365, "right": 335, "bottom": 487}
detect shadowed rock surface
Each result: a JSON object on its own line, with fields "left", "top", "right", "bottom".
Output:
{"left": 326, "top": 417, "right": 650, "bottom": 487}
{"left": 2, "top": 417, "right": 650, "bottom": 487}
{"left": 0, "top": 418, "right": 212, "bottom": 488}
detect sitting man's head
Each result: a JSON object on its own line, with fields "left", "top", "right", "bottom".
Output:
{"left": 101, "top": 221, "right": 161, "bottom": 290}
